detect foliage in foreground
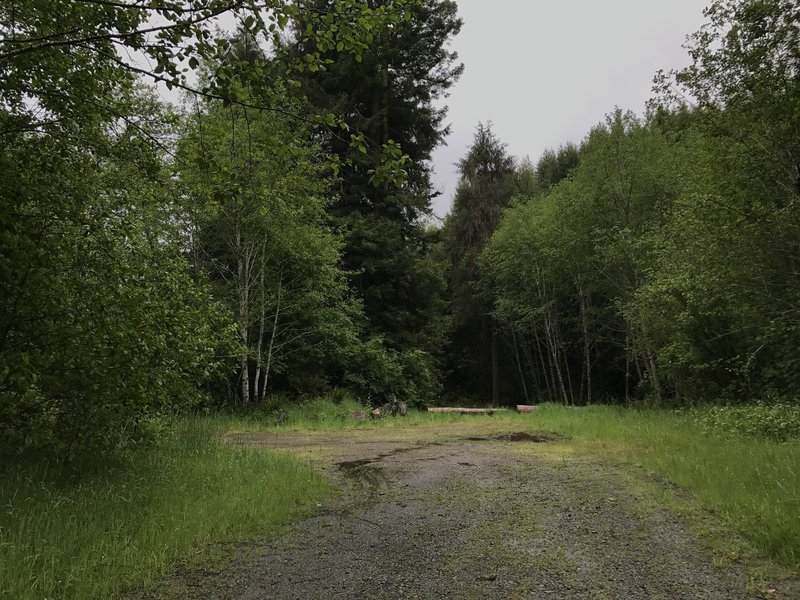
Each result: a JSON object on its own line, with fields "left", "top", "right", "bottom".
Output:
{"left": 0, "top": 420, "right": 331, "bottom": 600}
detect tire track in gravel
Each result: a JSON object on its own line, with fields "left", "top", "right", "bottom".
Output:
{"left": 152, "top": 428, "right": 790, "bottom": 599}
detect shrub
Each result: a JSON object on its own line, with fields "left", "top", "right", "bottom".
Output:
{"left": 691, "top": 401, "right": 800, "bottom": 441}
{"left": 343, "top": 337, "right": 439, "bottom": 407}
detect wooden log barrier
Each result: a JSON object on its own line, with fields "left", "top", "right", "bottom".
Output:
{"left": 427, "top": 407, "right": 499, "bottom": 415}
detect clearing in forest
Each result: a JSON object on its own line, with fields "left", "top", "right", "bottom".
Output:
{"left": 140, "top": 421, "right": 798, "bottom": 600}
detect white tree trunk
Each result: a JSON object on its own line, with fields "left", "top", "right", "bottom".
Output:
{"left": 577, "top": 282, "right": 592, "bottom": 405}
{"left": 511, "top": 328, "right": 530, "bottom": 404}
{"left": 253, "top": 245, "right": 266, "bottom": 402}
{"left": 262, "top": 271, "right": 283, "bottom": 397}
{"left": 237, "top": 226, "right": 250, "bottom": 404}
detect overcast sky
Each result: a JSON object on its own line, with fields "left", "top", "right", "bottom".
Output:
{"left": 428, "top": 0, "right": 709, "bottom": 218}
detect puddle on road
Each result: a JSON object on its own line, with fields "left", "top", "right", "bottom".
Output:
{"left": 335, "top": 443, "right": 444, "bottom": 490}
{"left": 336, "top": 458, "right": 391, "bottom": 490}
{"left": 335, "top": 434, "right": 563, "bottom": 489}
{"left": 465, "top": 431, "right": 566, "bottom": 443}
{"left": 337, "top": 458, "right": 377, "bottom": 469}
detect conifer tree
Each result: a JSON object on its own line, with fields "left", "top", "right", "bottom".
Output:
{"left": 444, "top": 124, "right": 517, "bottom": 404}
{"left": 285, "top": 0, "right": 463, "bottom": 355}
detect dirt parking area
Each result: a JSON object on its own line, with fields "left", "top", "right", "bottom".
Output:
{"left": 147, "top": 422, "right": 792, "bottom": 599}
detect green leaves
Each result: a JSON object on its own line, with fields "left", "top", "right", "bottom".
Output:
{"left": 0, "top": 0, "right": 450, "bottom": 447}
{"left": 0, "top": 90, "right": 231, "bottom": 454}
{"left": 642, "top": 0, "right": 800, "bottom": 402}
{"left": 477, "top": 111, "right": 690, "bottom": 404}
{"left": 176, "top": 92, "right": 366, "bottom": 402}
{"left": 367, "top": 140, "right": 409, "bottom": 187}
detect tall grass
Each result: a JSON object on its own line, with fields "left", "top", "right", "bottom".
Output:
{"left": 0, "top": 419, "right": 332, "bottom": 600}
{"left": 526, "top": 404, "right": 800, "bottom": 570}
{"left": 213, "top": 395, "right": 486, "bottom": 431}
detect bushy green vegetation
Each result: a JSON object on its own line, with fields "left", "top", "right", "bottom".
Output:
{"left": 690, "top": 401, "right": 800, "bottom": 441}
{"left": 279, "top": 396, "right": 368, "bottom": 427}
{"left": 0, "top": 0, "right": 456, "bottom": 456}
{"left": 0, "top": 420, "right": 331, "bottom": 600}
{"left": 250, "top": 395, "right": 370, "bottom": 430}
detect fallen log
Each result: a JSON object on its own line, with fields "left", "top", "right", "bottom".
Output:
{"left": 516, "top": 405, "right": 538, "bottom": 413}
{"left": 427, "top": 407, "right": 499, "bottom": 415}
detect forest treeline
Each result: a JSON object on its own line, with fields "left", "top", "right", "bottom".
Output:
{"left": 457, "top": 0, "right": 799, "bottom": 407}
{"left": 1, "top": 0, "right": 798, "bottom": 455}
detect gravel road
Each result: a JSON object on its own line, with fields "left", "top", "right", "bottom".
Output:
{"left": 148, "top": 425, "right": 793, "bottom": 599}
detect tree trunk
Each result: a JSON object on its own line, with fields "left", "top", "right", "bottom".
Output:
{"left": 624, "top": 327, "right": 631, "bottom": 404}
{"left": 534, "top": 276, "right": 563, "bottom": 403}
{"left": 491, "top": 325, "right": 500, "bottom": 406}
{"left": 635, "top": 356, "right": 644, "bottom": 386}
{"left": 263, "top": 271, "right": 283, "bottom": 395}
{"left": 531, "top": 326, "right": 553, "bottom": 401}
{"left": 545, "top": 311, "right": 569, "bottom": 405}
{"left": 253, "top": 245, "right": 266, "bottom": 402}
{"left": 237, "top": 227, "right": 250, "bottom": 404}
{"left": 522, "top": 336, "right": 541, "bottom": 401}
{"left": 639, "top": 320, "right": 663, "bottom": 404}
{"left": 511, "top": 328, "right": 530, "bottom": 404}
{"left": 647, "top": 348, "right": 663, "bottom": 404}
{"left": 577, "top": 283, "right": 592, "bottom": 404}
{"left": 559, "top": 323, "right": 574, "bottom": 406}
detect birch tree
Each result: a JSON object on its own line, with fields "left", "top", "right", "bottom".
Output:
{"left": 179, "top": 96, "right": 359, "bottom": 403}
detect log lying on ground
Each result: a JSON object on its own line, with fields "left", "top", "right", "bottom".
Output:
{"left": 516, "top": 405, "right": 538, "bottom": 412}
{"left": 427, "top": 407, "right": 500, "bottom": 415}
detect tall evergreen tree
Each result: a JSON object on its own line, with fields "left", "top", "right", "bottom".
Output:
{"left": 443, "top": 124, "right": 518, "bottom": 404}
{"left": 285, "top": 0, "right": 463, "bottom": 354}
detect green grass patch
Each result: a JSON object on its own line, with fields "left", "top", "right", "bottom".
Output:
{"left": 0, "top": 418, "right": 332, "bottom": 600}
{"left": 212, "top": 395, "right": 497, "bottom": 431}
{"left": 278, "top": 396, "right": 370, "bottom": 429}
{"left": 691, "top": 401, "right": 800, "bottom": 441}
{"left": 523, "top": 404, "right": 800, "bottom": 571}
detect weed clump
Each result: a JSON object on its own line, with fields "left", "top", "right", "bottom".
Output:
{"left": 691, "top": 402, "right": 800, "bottom": 441}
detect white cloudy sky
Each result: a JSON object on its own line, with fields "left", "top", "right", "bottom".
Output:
{"left": 428, "top": 0, "right": 709, "bottom": 218}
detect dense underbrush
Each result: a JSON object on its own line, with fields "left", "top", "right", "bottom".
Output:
{"left": 689, "top": 401, "right": 800, "bottom": 441}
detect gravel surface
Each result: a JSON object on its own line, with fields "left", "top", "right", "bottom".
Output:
{"left": 143, "top": 427, "right": 793, "bottom": 599}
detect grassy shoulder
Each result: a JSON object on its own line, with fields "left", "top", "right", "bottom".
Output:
{"left": 0, "top": 419, "right": 332, "bottom": 600}
{"left": 513, "top": 405, "right": 800, "bottom": 575}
